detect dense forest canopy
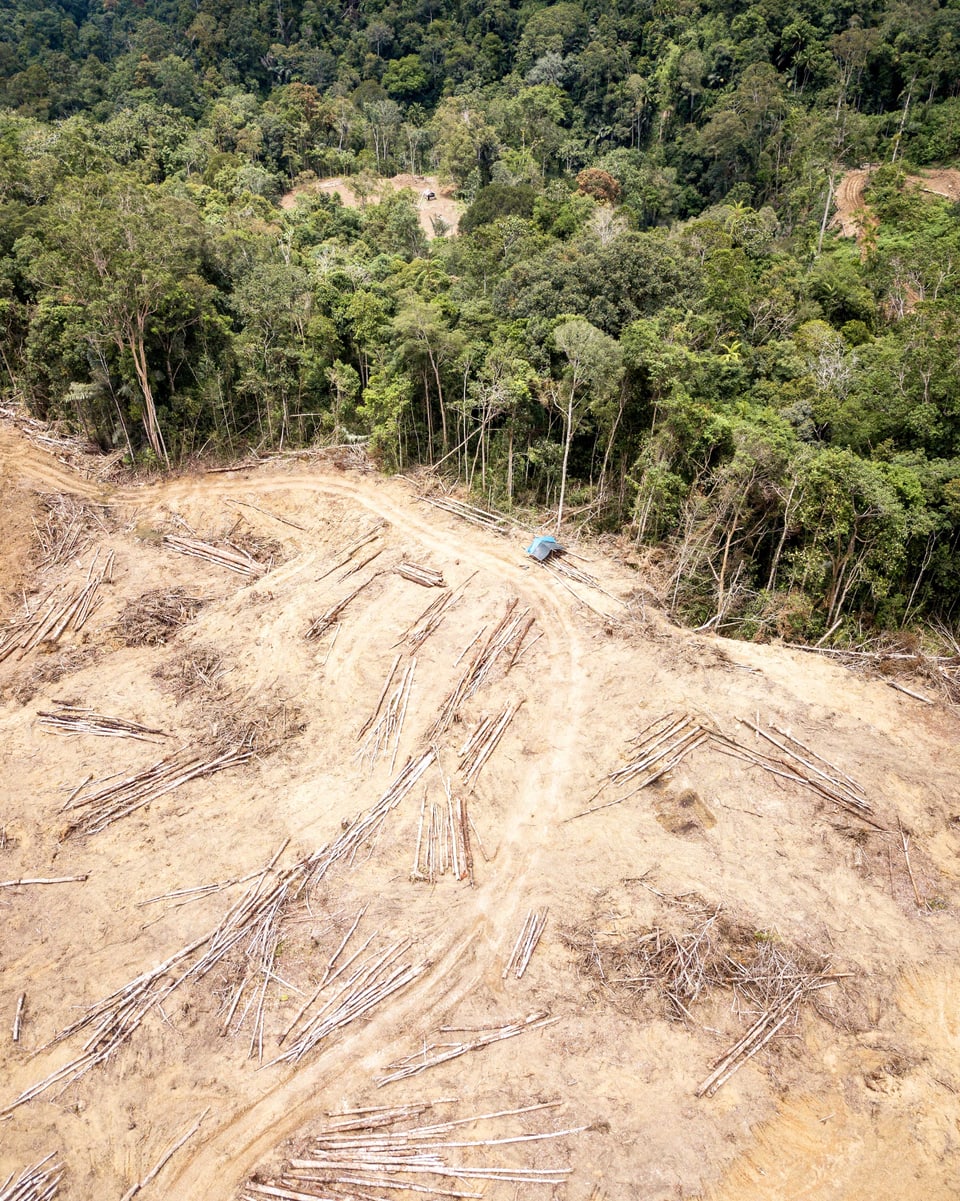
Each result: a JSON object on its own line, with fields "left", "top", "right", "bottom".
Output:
{"left": 3, "top": 0, "right": 960, "bottom": 640}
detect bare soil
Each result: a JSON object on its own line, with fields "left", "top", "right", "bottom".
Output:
{"left": 280, "top": 173, "right": 462, "bottom": 238}
{"left": 2, "top": 420, "right": 960, "bottom": 1200}
{"left": 830, "top": 164, "right": 960, "bottom": 247}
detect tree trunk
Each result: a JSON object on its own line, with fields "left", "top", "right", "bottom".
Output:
{"left": 556, "top": 389, "right": 575, "bottom": 534}
{"left": 125, "top": 330, "right": 168, "bottom": 466}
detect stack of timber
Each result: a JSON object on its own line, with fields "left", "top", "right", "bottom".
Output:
{"left": 270, "top": 936, "right": 425, "bottom": 1067}
{"left": 457, "top": 701, "right": 524, "bottom": 785}
{"left": 356, "top": 657, "right": 416, "bottom": 770}
{"left": 422, "top": 494, "right": 514, "bottom": 533}
{"left": 306, "top": 576, "right": 377, "bottom": 640}
{"left": 162, "top": 533, "right": 266, "bottom": 579}
{"left": 396, "top": 571, "right": 477, "bottom": 649}
{"left": 396, "top": 561, "right": 444, "bottom": 587}
{"left": 430, "top": 600, "right": 535, "bottom": 738}
{"left": 0, "top": 551, "right": 114, "bottom": 663}
{"left": 239, "top": 1100, "right": 583, "bottom": 1199}
{"left": 503, "top": 909, "right": 548, "bottom": 979}
{"left": 0, "top": 1155, "right": 63, "bottom": 1201}
{"left": 37, "top": 703, "right": 168, "bottom": 742}
{"left": 410, "top": 792, "right": 473, "bottom": 885}
{"left": 376, "top": 1011, "right": 556, "bottom": 1085}
{"left": 2, "top": 754, "right": 436, "bottom": 1114}
{"left": 60, "top": 745, "right": 255, "bottom": 838}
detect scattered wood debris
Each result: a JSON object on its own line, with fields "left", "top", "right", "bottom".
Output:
{"left": 269, "top": 936, "right": 426, "bottom": 1067}
{"left": 0, "top": 1154, "right": 63, "bottom": 1201}
{"left": 316, "top": 526, "right": 384, "bottom": 580}
{"left": 411, "top": 791, "right": 473, "bottom": 884}
{"left": 115, "top": 587, "right": 206, "bottom": 646}
{"left": 37, "top": 703, "right": 168, "bottom": 742}
{"left": 357, "top": 657, "right": 416, "bottom": 770}
{"left": 306, "top": 576, "right": 377, "bottom": 640}
{"left": 3, "top": 754, "right": 436, "bottom": 1114}
{"left": 457, "top": 700, "right": 523, "bottom": 785}
{"left": 118, "top": 1108, "right": 209, "bottom": 1201}
{"left": 430, "top": 599, "right": 535, "bottom": 738}
{"left": 396, "top": 571, "right": 477, "bottom": 649}
{"left": 0, "top": 551, "right": 114, "bottom": 663}
{"left": 33, "top": 495, "right": 107, "bottom": 568}
{"left": 162, "top": 533, "right": 267, "bottom": 578}
{"left": 239, "top": 1099, "right": 583, "bottom": 1198}
{"left": 572, "top": 711, "right": 881, "bottom": 828}
{"left": 396, "top": 561, "right": 444, "bottom": 587}
{"left": 376, "top": 1011, "right": 557, "bottom": 1085}
{"left": 564, "top": 904, "right": 842, "bottom": 1096}
{"left": 60, "top": 745, "right": 256, "bottom": 838}
{"left": 503, "top": 909, "right": 548, "bottom": 979}
{"left": 153, "top": 646, "right": 229, "bottom": 698}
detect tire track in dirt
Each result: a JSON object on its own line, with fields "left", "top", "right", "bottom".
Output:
{"left": 101, "top": 466, "right": 593, "bottom": 1198}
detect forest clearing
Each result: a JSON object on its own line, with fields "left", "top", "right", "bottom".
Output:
{"left": 281, "top": 174, "right": 462, "bottom": 238}
{"left": 2, "top": 417, "right": 960, "bottom": 1200}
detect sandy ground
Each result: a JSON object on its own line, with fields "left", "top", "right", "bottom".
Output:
{"left": 281, "top": 173, "right": 462, "bottom": 238}
{"left": 2, "top": 420, "right": 960, "bottom": 1200}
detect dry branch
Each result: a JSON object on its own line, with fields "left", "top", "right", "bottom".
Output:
{"left": 357, "top": 659, "right": 417, "bottom": 771}
{"left": 316, "top": 527, "right": 385, "bottom": 580}
{"left": 0, "top": 876, "right": 88, "bottom": 888}
{"left": 457, "top": 701, "right": 523, "bottom": 785}
{"left": 410, "top": 793, "right": 472, "bottom": 885}
{"left": 37, "top": 704, "right": 168, "bottom": 742}
{"left": 396, "top": 572, "right": 477, "bottom": 650}
{"left": 0, "top": 552, "right": 113, "bottom": 663}
{"left": 0, "top": 1154, "right": 63, "bottom": 1201}
{"left": 502, "top": 909, "right": 548, "bottom": 979}
{"left": 12, "top": 994, "right": 25, "bottom": 1043}
{"left": 119, "top": 1108, "right": 209, "bottom": 1201}
{"left": 60, "top": 745, "right": 255, "bottom": 838}
{"left": 430, "top": 601, "right": 535, "bottom": 739}
{"left": 421, "top": 495, "right": 513, "bottom": 533}
{"left": 568, "top": 712, "right": 710, "bottom": 821}
{"left": 3, "top": 752, "right": 436, "bottom": 1115}
{"left": 307, "top": 577, "right": 377, "bottom": 639}
{"left": 376, "top": 1012, "right": 556, "bottom": 1085}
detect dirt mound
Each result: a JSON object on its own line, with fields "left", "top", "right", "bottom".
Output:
{"left": 2, "top": 420, "right": 960, "bottom": 1201}
{"left": 281, "top": 173, "right": 462, "bottom": 238}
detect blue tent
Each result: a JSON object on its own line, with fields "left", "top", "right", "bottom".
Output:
{"left": 526, "top": 535, "right": 562, "bottom": 561}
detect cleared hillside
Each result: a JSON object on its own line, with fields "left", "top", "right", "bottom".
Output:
{"left": 1, "top": 420, "right": 959, "bottom": 1201}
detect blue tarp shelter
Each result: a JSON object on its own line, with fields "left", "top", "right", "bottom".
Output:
{"left": 526, "top": 535, "right": 562, "bottom": 561}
